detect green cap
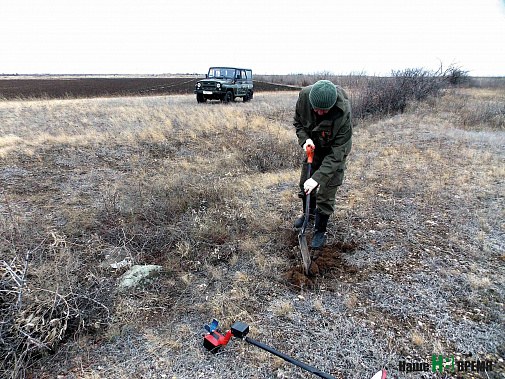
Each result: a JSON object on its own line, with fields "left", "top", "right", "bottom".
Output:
{"left": 309, "top": 80, "right": 338, "bottom": 110}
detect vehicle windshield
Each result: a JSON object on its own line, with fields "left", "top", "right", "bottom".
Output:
{"left": 208, "top": 68, "right": 236, "bottom": 79}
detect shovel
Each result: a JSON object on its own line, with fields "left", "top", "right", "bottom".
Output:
{"left": 298, "top": 145, "right": 314, "bottom": 275}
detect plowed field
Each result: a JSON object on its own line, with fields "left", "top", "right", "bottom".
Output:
{"left": 0, "top": 77, "right": 299, "bottom": 99}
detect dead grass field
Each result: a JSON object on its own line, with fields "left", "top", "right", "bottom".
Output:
{"left": 1, "top": 88, "right": 504, "bottom": 378}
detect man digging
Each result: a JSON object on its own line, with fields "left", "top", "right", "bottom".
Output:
{"left": 293, "top": 80, "right": 353, "bottom": 251}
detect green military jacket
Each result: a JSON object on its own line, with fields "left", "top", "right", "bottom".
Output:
{"left": 294, "top": 84, "right": 353, "bottom": 187}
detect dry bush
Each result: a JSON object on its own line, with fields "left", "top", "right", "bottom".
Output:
{"left": 351, "top": 68, "right": 445, "bottom": 119}
{"left": 258, "top": 69, "right": 449, "bottom": 121}
{"left": 444, "top": 64, "right": 469, "bottom": 86}
{"left": 258, "top": 65, "right": 483, "bottom": 124}
{"left": 0, "top": 232, "right": 112, "bottom": 378}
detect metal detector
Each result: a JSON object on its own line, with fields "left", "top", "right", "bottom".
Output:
{"left": 203, "top": 319, "right": 386, "bottom": 379}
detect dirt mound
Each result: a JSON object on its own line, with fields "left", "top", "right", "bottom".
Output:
{"left": 286, "top": 241, "right": 358, "bottom": 289}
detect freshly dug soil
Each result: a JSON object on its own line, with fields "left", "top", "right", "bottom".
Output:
{"left": 286, "top": 241, "right": 358, "bottom": 288}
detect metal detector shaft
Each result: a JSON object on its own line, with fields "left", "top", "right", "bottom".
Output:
{"left": 244, "top": 337, "right": 335, "bottom": 379}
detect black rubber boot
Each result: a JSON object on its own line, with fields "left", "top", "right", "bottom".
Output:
{"left": 311, "top": 210, "right": 330, "bottom": 250}
{"left": 293, "top": 198, "right": 315, "bottom": 229}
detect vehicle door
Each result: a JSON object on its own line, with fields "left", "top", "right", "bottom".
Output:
{"left": 245, "top": 70, "right": 253, "bottom": 92}
{"left": 236, "top": 70, "right": 247, "bottom": 96}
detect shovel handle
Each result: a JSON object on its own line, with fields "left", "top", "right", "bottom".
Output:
{"left": 306, "top": 145, "right": 314, "bottom": 164}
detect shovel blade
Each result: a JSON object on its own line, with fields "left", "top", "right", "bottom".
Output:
{"left": 298, "top": 233, "right": 311, "bottom": 275}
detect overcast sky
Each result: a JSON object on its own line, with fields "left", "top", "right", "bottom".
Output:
{"left": 1, "top": 0, "right": 504, "bottom": 76}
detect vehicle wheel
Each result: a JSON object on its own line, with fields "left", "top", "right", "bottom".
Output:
{"left": 243, "top": 92, "right": 251, "bottom": 102}
{"left": 196, "top": 93, "right": 206, "bottom": 103}
{"left": 223, "top": 91, "right": 234, "bottom": 103}
{"left": 250, "top": 91, "right": 254, "bottom": 99}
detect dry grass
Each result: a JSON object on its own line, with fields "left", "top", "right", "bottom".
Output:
{"left": 1, "top": 87, "right": 504, "bottom": 378}
{"left": 409, "top": 87, "right": 505, "bottom": 131}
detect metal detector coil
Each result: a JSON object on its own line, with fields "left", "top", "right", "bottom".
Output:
{"left": 203, "top": 319, "right": 232, "bottom": 353}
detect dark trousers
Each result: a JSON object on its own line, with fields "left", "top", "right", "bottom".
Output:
{"left": 298, "top": 157, "right": 343, "bottom": 216}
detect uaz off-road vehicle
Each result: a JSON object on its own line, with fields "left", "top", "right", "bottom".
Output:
{"left": 195, "top": 67, "right": 253, "bottom": 103}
